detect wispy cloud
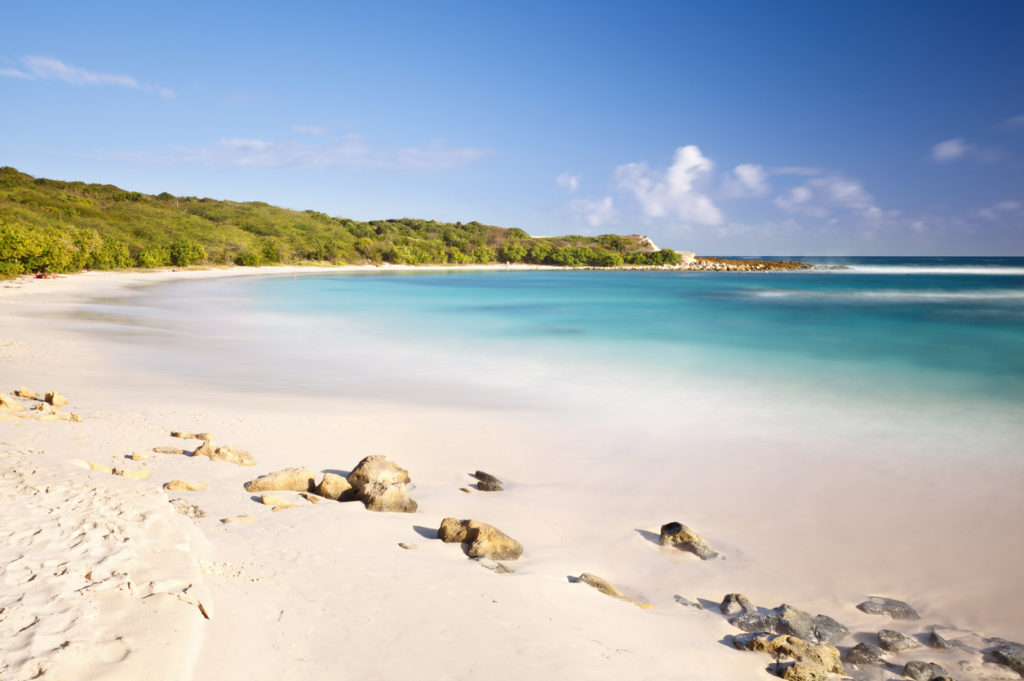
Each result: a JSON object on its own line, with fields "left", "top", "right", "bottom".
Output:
{"left": 930, "top": 137, "right": 1003, "bottom": 163}
{"left": 571, "top": 196, "right": 614, "bottom": 227}
{"left": 774, "top": 174, "right": 881, "bottom": 220}
{"left": 100, "top": 134, "right": 495, "bottom": 173}
{"left": 614, "top": 145, "right": 723, "bottom": 225}
{"left": 721, "top": 163, "right": 769, "bottom": 198}
{"left": 0, "top": 55, "right": 174, "bottom": 98}
{"left": 292, "top": 125, "right": 329, "bottom": 136}
{"left": 555, "top": 172, "right": 579, "bottom": 192}
{"left": 978, "top": 199, "right": 1022, "bottom": 220}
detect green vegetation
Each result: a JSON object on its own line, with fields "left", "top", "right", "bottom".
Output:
{"left": 0, "top": 166, "right": 681, "bottom": 276}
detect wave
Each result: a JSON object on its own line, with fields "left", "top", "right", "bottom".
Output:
{"left": 840, "top": 265, "right": 1024, "bottom": 275}
{"left": 747, "top": 289, "right": 1024, "bottom": 303}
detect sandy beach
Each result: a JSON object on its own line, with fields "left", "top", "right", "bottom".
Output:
{"left": 2, "top": 266, "right": 1022, "bottom": 681}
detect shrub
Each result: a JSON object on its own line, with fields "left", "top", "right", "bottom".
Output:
{"left": 169, "top": 238, "right": 206, "bottom": 266}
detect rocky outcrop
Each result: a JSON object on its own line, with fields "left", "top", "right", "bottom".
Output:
{"left": 724, "top": 600, "right": 848, "bottom": 645}
{"left": 658, "top": 521, "right": 718, "bottom": 559}
{"left": 993, "top": 642, "right": 1024, "bottom": 676}
{"left": 575, "top": 573, "right": 653, "bottom": 609}
{"left": 438, "top": 518, "right": 523, "bottom": 560}
{"left": 315, "top": 473, "right": 354, "bottom": 501}
{"left": 193, "top": 441, "right": 255, "bottom": 466}
{"left": 164, "top": 479, "right": 209, "bottom": 492}
{"left": 473, "top": 470, "right": 503, "bottom": 492}
{"left": 877, "top": 629, "right": 921, "bottom": 652}
{"left": 347, "top": 455, "right": 411, "bottom": 490}
{"left": 857, "top": 596, "right": 920, "bottom": 620}
{"left": 243, "top": 467, "right": 317, "bottom": 493}
{"left": 13, "top": 386, "right": 38, "bottom": 399}
{"left": 843, "top": 642, "right": 885, "bottom": 665}
{"left": 357, "top": 481, "right": 417, "bottom": 513}
{"left": 731, "top": 633, "right": 844, "bottom": 676}
{"left": 903, "top": 660, "right": 948, "bottom": 681}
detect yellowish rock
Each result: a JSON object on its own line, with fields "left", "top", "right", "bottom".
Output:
{"left": 193, "top": 440, "right": 216, "bottom": 457}
{"left": 346, "top": 455, "right": 411, "bottom": 490}
{"left": 35, "top": 414, "right": 60, "bottom": 422}
{"left": 259, "top": 493, "right": 288, "bottom": 506}
{"left": 44, "top": 391, "right": 68, "bottom": 407}
{"left": 299, "top": 492, "right": 323, "bottom": 504}
{"left": 316, "top": 472, "right": 354, "bottom": 501}
{"left": 170, "top": 431, "right": 196, "bottom": 439}
{"left": 222, "top": 515, "right": 258, "bottom": 525}
{"left": 577, "top": 573, "right": 653, "bottom": 609}
{"left": 164, "top": 479, "right": 209, "bottom": 492}
{"left": 153, "top": 446, "right": 187, "bottom": 455}
{"left": 14, "top": 386, "right": 38, "bottom": 399}
{"left": 437, "top": 518, "right": 523, "bottom": 560}
{"left": 244, "top": 467, "right": 316, "bottom": 493}
{"left": 86, "top": 461, "right": 113, "bottom": 474}
{"left": 129, "top": 451, "right": 150, "bottom": 461}
{"left": 0, "top": 393, "right": 23, "bottom": 411}
{"left": 271, "top": 504, "right": 300, "bottom": 512}
{"left": 357, "top": 481, "right": 418, "bottom": 513}
{"left": 112, "top": 468, "right": 151, "bottom": 480}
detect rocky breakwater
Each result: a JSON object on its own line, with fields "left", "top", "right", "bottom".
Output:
{"left": 685, "top": 257, "right": 812, "bottom": 272}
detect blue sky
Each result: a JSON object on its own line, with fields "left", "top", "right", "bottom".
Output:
{"left": 2, "top": 1, "right": 1023, "bottom": 255}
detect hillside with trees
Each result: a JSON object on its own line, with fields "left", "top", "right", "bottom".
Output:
{"left": 0, "top": 167, "right": 680, "bottom": 276}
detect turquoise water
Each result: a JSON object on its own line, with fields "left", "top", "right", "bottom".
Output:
{"left": 221, "top": 257, "right": 1024, "bottom": 407}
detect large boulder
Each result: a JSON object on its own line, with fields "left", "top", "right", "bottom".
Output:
{"left": 731, "top": 633, "right": 844, "bottom": 675}
{"left": 903, "top": 660, "right": 948, "bottom": 681}
{"left": 316, "top": 473, "right": 354, "bottom": 501}
{"left": 357, "top": 481, "right": 417, "bottom": 513}
{"left": 438, "top": 518, "right": 523, "bottom": 560}
{"left": 347, "top": 455, "right": 410, "bottom": 490}
{"left": 658, "top": 521, "right": 718, "bottom": 559}
{"left": 244, "top": 467, "right": 317, "bottom": 493}
{"left": 811, "top": 614, "right": 849, "bottom": 645}
{"left": 993, "top": 642, "right": 1024, "bottom": 676}
{"left": 878, "top": 629, "right": 921, "bottom": 652}
{"left": 856, "top": 596, "right": 920, "bottom": 620}
{"left": 727, "top": 601, "right": 848, "bottom": 645}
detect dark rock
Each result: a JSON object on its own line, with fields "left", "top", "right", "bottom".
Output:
{"left": 928, "top": 626, "right": 988, "bottom": 653}
{"left": 730, "top": 611, "right": 782, "bottom": 634}
{"left": 674, "top": 595, "right": 704, "bottom": 610}
{"left": 473, "top": 470, "right": 503, "bottom": 485}
{"left": 776, "top": 604, "right": 816, "bottom": 641}
{"left": 857, "top": 596, "right": 921, "bottom": 620}
{"left": 903, "top": 660, "right": 948, "bottom": 681}
{"left": 811, "top": 614, "right": 849, "bottom": 645}
{"left": 993, "top": 642, "right": 1024, "bottom": 676}
{"left": 476, "top": 479, "right": 503, "bottom": 492}
{"left": 878, "top": 629, "right": 922, "bottom": 652}
{"left": 844, "top": 642, "right": 885, "bottom": 665}
{"left": 721, "top": 593, "right": 755, "bottom": 616}
{"left": 658, "top": 521, "right": 718, "bottom": 560}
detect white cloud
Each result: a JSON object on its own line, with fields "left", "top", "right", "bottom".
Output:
{"left": 0, "top": 55, "right": 172, "bottom": 98}
{"left": 614, "top": 145, "right": 723, "bottom": 225}
{"left": 978, "top": 200, "right": 1022, "bottom": 220}
{"left": 571, "top": 196, "right": 614, "bottom": 227}
{"left": 293, "top": 125, "right": 329, "bottom": 136}
{"left": 1002, "top": 115, "right": 1024, "bottom": 129}
{"left": 722, "top": 163, "right": 769, "bottom": 198}
{"left": 102, "top": 134, "right": 495, "bottom": 173}
{"left": 931, "top": 138, "right": 971, "bottom": 162}
{"left": 555, "top": 172, "right": 579, "bottom": 192}
{"left": 774, "top": 175, "right": 881, "bottom": 220}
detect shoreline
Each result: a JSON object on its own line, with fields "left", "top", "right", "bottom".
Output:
{"left": 1, "top": 267, "right": 1022, "bottom": 680}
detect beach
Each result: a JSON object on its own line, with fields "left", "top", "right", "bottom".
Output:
{"left": 2, "top": 265, "right": 1023, "bottom": 681}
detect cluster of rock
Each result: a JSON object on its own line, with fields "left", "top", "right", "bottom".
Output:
{"left": 683, "top": 257, "right": 812, "bottom": 272}
{"left": 437, "top": 518, "right": 523, "bottom": 560}
{"left": 708, "top": 591, "right": 1024, "bottom": 681}
{"left": 0, "top": 387, "right": 82, "bottom": 422}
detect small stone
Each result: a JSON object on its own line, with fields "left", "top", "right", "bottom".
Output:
{"left": 44, "top": 391, "right": 68, "bottom": 407}
{"left": 129, "top": 451, "right": 150, "bottom": 461}
{"left": 473, "top": 470, "right": 503, "bottom": 485}
{"left": 153, "top": 446, "right": 187, "bottom": 455}
{"left": 194, "top": 432, "right": 213, "bottom": 441}
{"left": 903, "top": 660, "right": 948, "bottom": 681}
{"left": 927, "top": 625, "right": 988, "bottom": 652}
{"left": 112, "top": 468, "right": 151, "bottom": 480}
{"left": 299, "top": 492, "right": 322, "bottom": 504}
{"left": 674, "top": 595, "right": 704, "bottom": 610}
{"left": 477, "top": 480, "right": 503, "bottom": 492}
{"left": 170, "top": 431, "right": 196, "bottom": 439}
{"left": 844, "top": 642, "right": 885, "bottom": 665}
{"left": 259, "top": 493, "right": 288, "bottom": 506}
{"left": 347, "top": 455, "right": 410, "bottom": 490}
{"left": 244, "top": 467, "right": 317, "bottom": 493}
{"left": 13, "top": 386, "right": 38, "bottom": 399}
{"left": 721, "top": 593, "right": 755, "bottom": 616}
{"left": 169, "top": 498, "right": 206, "bottom": 519}
{"left": 315, "top": 472, "right": 354, "bottom": 501}
{"left": 222, "top": 515, "right": 257, "bottom": 525}
{"left": 86, "top": 461, "right": 113, "bottom": 474}
{"left": 658, "top": 521, "right": 718, "bottom": 560}
{"left": 857, "top": 596, "right": 920, "bottom": 620}
{"left": 577, "top": 573, "right": 653, "bottom": 609}
{"left": 164, "top": 479, "right": 209, "bottom": 492}
{"left": 271, "top": 504, "right": 299, "bottom": 512}
{"left": 878, "top": 629, "right": 921, "bottom": 652}
{"left": 210, "top": 445, "right": 255, "bottom": 466}
{"left": 357, "top": 481, "right": 417, "bottom": 513}
{"left": 398, "top": 542, "right": 414, "bottom": 550}
{"left": 459, "top": 487, "right": 472, "bottom": 494}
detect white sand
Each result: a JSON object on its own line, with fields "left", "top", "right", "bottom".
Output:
{"left": 1, "top": 266, "right": 1022, "bottom": 681}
